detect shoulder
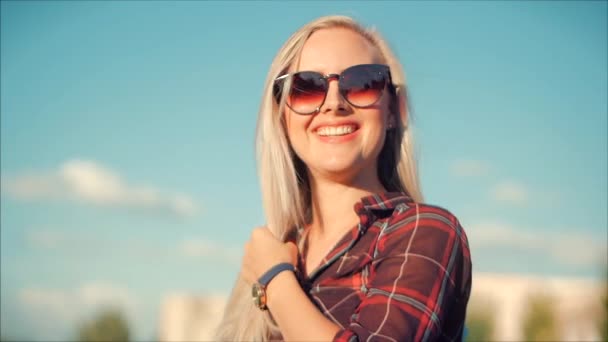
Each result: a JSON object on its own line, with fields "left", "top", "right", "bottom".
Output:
{"left": 372, "top": 200, "right": 472, "bottom": 294}
{"left": 376, "top": 200, "right": 470, "bottom": 259}
{"left": 359, "top": 192, "right": 463, "bottom": 234}
{"left": 390, "top": 201, "right": 464, "bottom": 234}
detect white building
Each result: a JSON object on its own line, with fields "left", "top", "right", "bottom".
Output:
{"left": 158, "top": 273, "right": 605, "bottom": 341}
{"left": 158, "top": 293, "right": 227, "bottom": 342}
{"left": 470, "top": 272, "right": 604, "bottom": 341}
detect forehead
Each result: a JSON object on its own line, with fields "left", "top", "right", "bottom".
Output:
{"left": 295, "top": 27, "right": 383, "bottom": 73}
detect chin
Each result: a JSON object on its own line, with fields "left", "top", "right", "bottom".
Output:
{"left": 319, "top": 156, "right": 357, "bottom": 170}
{"left": 313, "top": 158, "right": 368, "bottom": 180}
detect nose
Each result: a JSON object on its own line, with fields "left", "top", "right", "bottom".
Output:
{"left": 319, "top": 76, "right": 347, "bottom": 114}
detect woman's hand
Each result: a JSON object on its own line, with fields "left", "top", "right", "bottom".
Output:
{"left": 240, "top": 227, "right": 342, "bottom": 340}
{"left": 241, "top": 226, "right": 298, "bottom": 285}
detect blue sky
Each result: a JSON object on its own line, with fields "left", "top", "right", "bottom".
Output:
{"left": 1, "top": 1, "right": 606, "bottom": 340}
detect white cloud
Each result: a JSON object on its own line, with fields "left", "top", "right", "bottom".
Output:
{"left": 178, "top": 239, "right": 241, "bottom": 264}
{"left": 25, "top": 228, "right": 125, "bottom": 258}
{"left": 19, "top": 283, "right": 136, "bottom": 315}
{"left": 450, "top": 159, "right": 492, "bottom": 177}
{"left": 19, "top": 288, "right": 75, "bottom": 322}
{"left": 25, "top": 228, "right": 169, "bottom": 263}
{"left": 78, "top": 283, "right": 135, "bottom": 310}
{"left": 467, "top": 221, "right": 607, "bottom": 267}
{"left": 491, "top": 181, "right": 529, "bottom": 204}
{"left": 1, "top": 173, "right": 61, "bottom": 199}
{"left": 2, "top": 159, "right": 199, "bottom": 218}
{"left": 26, "top": 229, "right": 67, "bottom": 249}
{"left": 25, "top": 228, "right": 241, "bottom": 266}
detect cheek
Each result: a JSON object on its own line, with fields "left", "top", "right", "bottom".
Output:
{"left": 369, "top": 104, "right": 391, "bottom": 129}
{"left": 285, "top": 111, "right": 313, "bottom": 142}
{"left": 362, "top": 109, "right": 390, "bottom": 153}
{"left": 363, "top": 123, "right": 387, "bottom": 152}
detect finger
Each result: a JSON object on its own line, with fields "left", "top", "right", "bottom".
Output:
{"left": 251, "top": 226, "right": 267, "bottom": 239}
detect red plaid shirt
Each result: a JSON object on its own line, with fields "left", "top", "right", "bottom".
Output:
{"left": 291, "top": 192, "right": 472, "bottom": 342}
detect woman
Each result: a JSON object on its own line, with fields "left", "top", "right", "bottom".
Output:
{"left": 215, "top": 15, "right": 472, "bottom": 341}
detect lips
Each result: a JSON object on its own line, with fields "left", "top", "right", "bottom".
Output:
{"left": 313, "top": 123, "right": 360, "bottom": 143}
{"left": 315, "top": 124, "right": 358, "bottom": 136}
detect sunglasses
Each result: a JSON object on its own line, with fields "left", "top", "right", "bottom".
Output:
{"left": 273, "top": 63, "right": 394, "bottom": 115}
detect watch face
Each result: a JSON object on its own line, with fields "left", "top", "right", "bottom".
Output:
{"left": 252, "top": 283, "right": 267, "bottom": 309}
{"left": 252, "top": 283, "right": 261, "bottom": 297}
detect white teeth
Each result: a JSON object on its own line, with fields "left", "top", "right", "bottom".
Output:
{"left": 316, "top": 125, "right": 357, "bottom": 136}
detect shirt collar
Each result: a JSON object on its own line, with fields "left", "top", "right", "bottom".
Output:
{"left": 356, "top": 191, "right": 413, "bottom": 214}
{"left": 293, "top": 191, "right": 414, "bottom": 240}
{"left": 352, "top": 191, "right": 413, "bottom": 233}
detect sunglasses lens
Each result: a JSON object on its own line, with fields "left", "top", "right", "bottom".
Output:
{"left": 274, "top": 65, "right": 390, "bottom": 114}
{"left": 288, "top": 72, "right": 327, "bottom": 114}
{"left": 341, "top": 65, "right": 387, "bottom": 107}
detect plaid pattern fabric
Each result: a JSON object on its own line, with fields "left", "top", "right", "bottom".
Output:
{"left": 293, "top": 192, "right": 472, "bottom": 342}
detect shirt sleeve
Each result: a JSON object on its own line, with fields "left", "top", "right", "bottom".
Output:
{"left": 333, "top": 205, "right": 472, "bottom": 342}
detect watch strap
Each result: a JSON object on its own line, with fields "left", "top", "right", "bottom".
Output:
{"left": 258, "top": 262, "right": 296, "bottom": 286}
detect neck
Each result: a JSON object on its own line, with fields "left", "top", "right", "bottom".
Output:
{"left": 307, "top": 169, "right": 386, "bottom": 239}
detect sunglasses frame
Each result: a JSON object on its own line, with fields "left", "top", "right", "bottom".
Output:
{"left": 273, "top": 63, "right": 395, "bottom": 115}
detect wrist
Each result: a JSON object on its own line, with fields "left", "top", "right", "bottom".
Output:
{"left": 265, "top": 270, "right": 298, "bottom": 309}
{"left": 252, "top": 262, "right": 296, "bottom": 311}
{"left": 258, "top": 262, "right": 295, "bottom": 286}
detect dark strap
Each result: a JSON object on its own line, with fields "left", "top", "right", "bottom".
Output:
{"left": 258, "top": 262, "right": 296, "bottom": 286}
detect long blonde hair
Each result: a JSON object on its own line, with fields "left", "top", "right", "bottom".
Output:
{"left": 214, "top": 15, "right": 423, "bottom": 341}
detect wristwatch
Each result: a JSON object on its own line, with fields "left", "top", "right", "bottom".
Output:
{"left": 252, "top": 263, "right": 296, "bottom": 311}
{"left": 252, "top": 283, "right": 268, "bottom": 310}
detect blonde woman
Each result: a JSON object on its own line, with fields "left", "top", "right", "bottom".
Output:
{"left": 215, "top": 15, "right": 472, "bottom": 342}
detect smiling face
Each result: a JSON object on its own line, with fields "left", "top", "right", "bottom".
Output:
{"left": 284, "top": 27, "right": 393, "bottom": 187}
